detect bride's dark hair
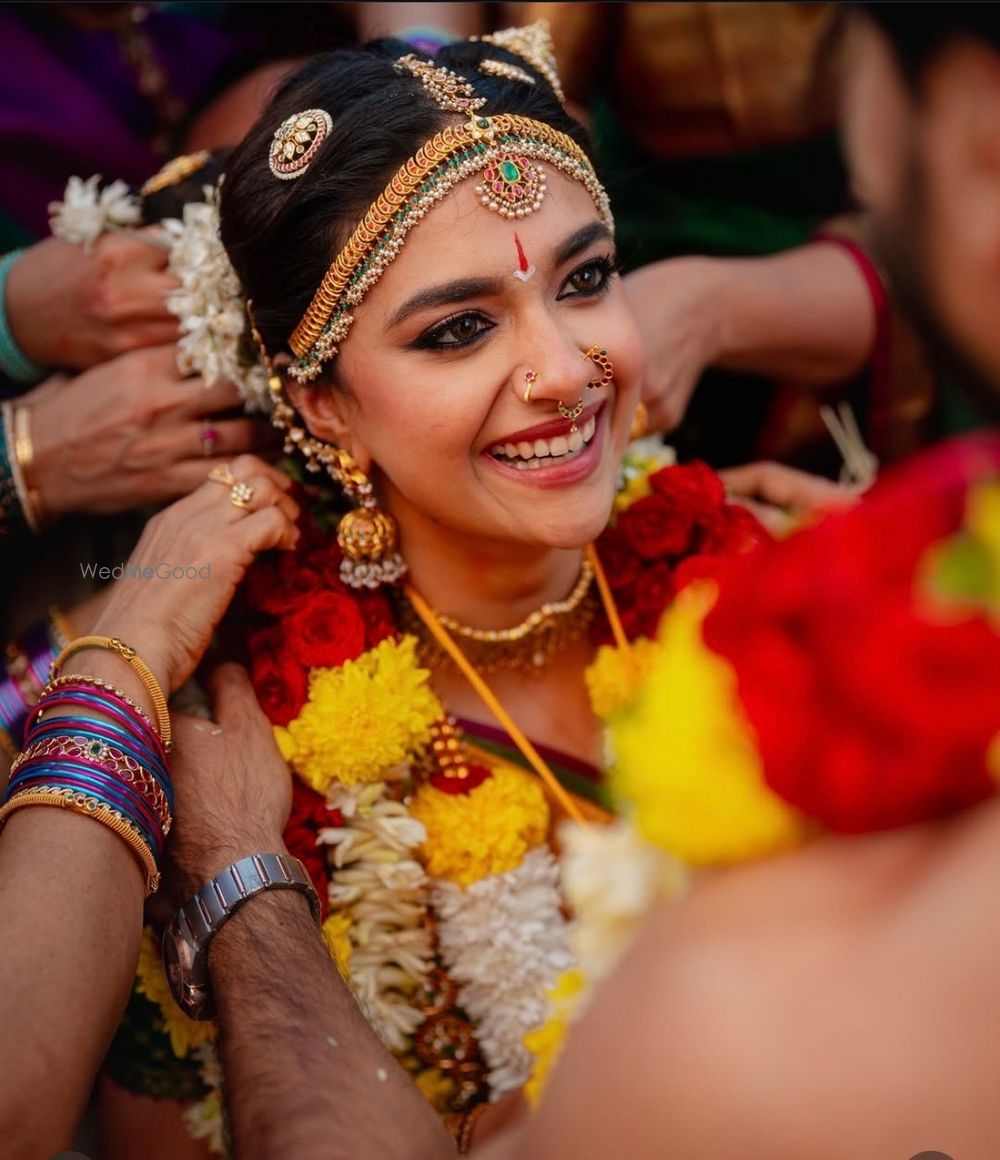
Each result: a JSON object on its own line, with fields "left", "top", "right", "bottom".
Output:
{"left": 219, "top": 37, "right": 594, "bottom": 360}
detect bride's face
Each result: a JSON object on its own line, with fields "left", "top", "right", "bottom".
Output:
{"left": 293, "top": 170, "right": 642, "bottom": 550}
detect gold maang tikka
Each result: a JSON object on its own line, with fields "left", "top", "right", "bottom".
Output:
{"left": 246, "top": 300, "right": 406, "bottom": 589}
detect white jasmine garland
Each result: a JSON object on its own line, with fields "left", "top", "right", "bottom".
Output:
{"left": 186, "top": 1043, "right": 226, "bottom": 1155}
{"left": 432, "top": 846, "right": 573, "bottom": 1098}
{"left": 319, "top": 783, "right": 435, "bottom": 1052}
{"left": 48, "top": 174, "right": 141, "bottom": 250}
{"left": 162, "top": 185, "right": 272, "bottom": 412}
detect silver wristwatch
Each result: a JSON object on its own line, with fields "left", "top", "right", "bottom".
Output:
{"left": 163, "top": 852, "right": 321, "bottom": 1021}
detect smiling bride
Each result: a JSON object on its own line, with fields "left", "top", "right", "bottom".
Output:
{"left": 99, "top": 26, "right": 772, "bottom": 1159}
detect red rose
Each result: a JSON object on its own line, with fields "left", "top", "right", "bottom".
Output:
{"left": 632, "top": 562, "right": 675, "bottom": 629}
{"left": 249, "top": 626, "right": 309, "bottom": 726}
{"left": 283, "top": 779, "right": 342, "bottom": 918}
{"left": 286, "top": 590, "right": 367, "bottom": 669}
{"left": 672, "top": 553, "right": 737, "bottom": 594}
{"left": 594, "top": 526, "right": 643, "bottom": 595}
{"left": 618, "top": 493, "right": 695, "bottom": 560}
{"left": 702, "top": 436, "right": 1000, "bottom": 833}
{"left": 697, "top": 502, "right": 770, "bottom": 556}
{"left": 354, "top": 590, "right": 400, "bottom": 647}
{"left": 649, "top": 461, "right": 726, "bottom": 523}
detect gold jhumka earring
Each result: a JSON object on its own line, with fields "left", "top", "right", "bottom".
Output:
{"left": 246, "top": 298, "right": 406, "bottom": 589}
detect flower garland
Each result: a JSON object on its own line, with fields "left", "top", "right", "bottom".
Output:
{"left": 141, "top": 457, "right": 765, "bottom": 1147}
{"left": 525, "top": 435, "right": 1000, "bottom": 1104}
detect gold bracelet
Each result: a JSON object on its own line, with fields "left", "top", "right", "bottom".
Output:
{"left": 50, "top": 636, "right": 171, "bottom": 751}
{"left": 1, "top": 402, "right": 40, "bottom": 533}
{"left": 0, "top": 786, "right": 160, "bottom": 895}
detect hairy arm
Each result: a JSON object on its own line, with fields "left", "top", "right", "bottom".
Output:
{"left": 210, "top": 888, "right": 455, "bottom": 1160}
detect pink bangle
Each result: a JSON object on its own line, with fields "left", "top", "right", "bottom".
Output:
{"left": 813, "top": 232, "right": 893, "bottom": 459}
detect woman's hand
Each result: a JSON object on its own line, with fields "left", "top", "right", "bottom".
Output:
{"left": 158, "top": 664, "right": 293, "bottom": 909}
{"left": 26, "top": 345, "right": 277, "bottom": 521}
{"left": 6, "top": 232, "right": 180, "bottom": 370}
{"left": 88, "top": 453, "right": 300, "bottom": 694}
{"left": 720, "top": 460, "right": 861, "bottom": 535}
{"left": 623, "top": 257, "right": 725, "bottom": 433}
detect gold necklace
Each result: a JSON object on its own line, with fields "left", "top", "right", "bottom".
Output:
{"left": 396, "top": 557, "right": 596, "bottom": 676}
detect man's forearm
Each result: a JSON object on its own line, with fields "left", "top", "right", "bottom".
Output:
{"left": 210, "top": 889, "right": 455, "bottom": 1160}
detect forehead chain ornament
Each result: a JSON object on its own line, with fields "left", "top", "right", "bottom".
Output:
{"left": 269, "top": 108, "right": 333, "bottom": 180}
{"left": 395, "top": 56, "right": 548, "bottom": 223}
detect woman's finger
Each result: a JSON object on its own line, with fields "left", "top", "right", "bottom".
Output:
{"left": 177, "top": 418, "right": 281, "bottom": 460}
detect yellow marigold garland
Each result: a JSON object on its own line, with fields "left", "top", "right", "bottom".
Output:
{"left": 277, "top": 636, "right": 443, "bottom": 791}
{"left": 322, "top": 911, "right": 353, "bottom": 979}
{"left": 410, "top": 764, "right": 550, "bottom": 887}
{"left": 522, "top": 968, "right": 585, "bottom": 1107}
{"left": 610, "top": 584, "right": 805, "bottom": 866}
{"left": 584, "top": 636, "right": 660, "bottom": 720}
{"left": 135, "top": 927, "right": 215, "bottom": 1058}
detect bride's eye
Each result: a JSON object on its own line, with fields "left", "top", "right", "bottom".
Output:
{"left": 558, "top": 254, "right": 621, "bottom": 299}
{"left": 415, "top": 312, "right": 493, "bottom": 350}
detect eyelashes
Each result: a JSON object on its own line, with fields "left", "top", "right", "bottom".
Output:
{"left": 412, "top": 254, "right": 621, "bottom": 352}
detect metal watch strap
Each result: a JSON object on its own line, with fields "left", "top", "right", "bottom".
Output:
{"left": 182, "top": 852, "right": 321, "bottom": 944}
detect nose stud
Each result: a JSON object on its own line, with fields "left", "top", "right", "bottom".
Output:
{"left": 523, "top": 369, "right": 538, "bottom": 404}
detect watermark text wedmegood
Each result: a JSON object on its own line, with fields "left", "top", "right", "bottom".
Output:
{"left": 79, "top": 562, "right": 211, "bottom": 581}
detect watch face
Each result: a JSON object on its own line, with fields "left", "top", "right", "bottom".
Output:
{"left": 162, "top": 922, "right": 213, "bottom": 1020}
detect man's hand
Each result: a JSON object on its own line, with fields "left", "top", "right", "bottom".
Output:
{"left": 160, "top": 664, "right": 293, "bottom": 911}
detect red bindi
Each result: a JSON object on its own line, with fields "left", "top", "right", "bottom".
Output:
{"left": 514, "top": 233, "right": 530, "bottom": 273}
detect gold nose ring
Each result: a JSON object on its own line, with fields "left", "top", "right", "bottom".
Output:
{"left": 583, "top": 345, "right": 614, "bottom": 389}
{"left": 557, "top": 397, "right": 585, "bottom": 432}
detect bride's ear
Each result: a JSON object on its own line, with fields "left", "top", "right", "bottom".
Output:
{"left": 278, "top": 357, "right": 373, "bottom": 472}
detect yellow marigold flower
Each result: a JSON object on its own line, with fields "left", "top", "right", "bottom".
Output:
{"left": 610, "top": 585, "right": 805, "bottom": 867}
{"left": 585, "top": 636, "right": 660, "bottom": 720}
{"left": 410, "top": 764, "right": 549, "bottom": 887}
{"left": 282, "top": 636, "right": 443, "bottom": 792}
{"left": 322, "top": 911, "right": 353, "bottom": 979}
{"left": 613, "top": 469, "right": 652, "bottom": 515}
{"left": 523, "top": 968, "right": 586, "bottom": 1106}
{"left": 414, "top": 1067, "right": 457, "bottom": 1111}
{"left": 135, "top": 926, "right": 215, "bottom": 1058}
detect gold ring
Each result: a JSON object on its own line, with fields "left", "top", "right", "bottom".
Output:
{"left": 229, "top": 482, "right": 255, "bottom": 510}
{"left": 209, "top": 464, "right": 236, "bottom": 486}
{"left": 523, "top": 370, "right": 537, "bottom": 404}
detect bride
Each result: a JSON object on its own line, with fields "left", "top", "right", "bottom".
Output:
{"left": 101, "top": 27, "right": 781, "bottom": 1158}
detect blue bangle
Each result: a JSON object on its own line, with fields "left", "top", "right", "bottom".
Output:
{"left": 0, "top": 251, "right": 47, "bottom": 386}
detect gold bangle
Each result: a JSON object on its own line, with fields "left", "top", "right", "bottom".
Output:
{"left": 0, "top": 786, "right": 160, "bottom": 895}
{"left": 1, "top": 402, "right": 40, "bottom": 533}
{"left": 50, "top": 636, "right": 171, "bottom": 751}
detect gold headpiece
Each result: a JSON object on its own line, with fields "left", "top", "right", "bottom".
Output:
{"left": 394, "top": 55, "right": 487, "bottom": 115}
{"left": 285, "top": 112, "right": 612, "bottom": 383}
{"left": 140, "top": 150, "right": 211, "bottom": 197}
{"left": 269, "top": 109, "right": 333, "bottom": 180}
{"left": 479, "top": 58, "right": 537, "bottom": 87}
{"left": 473, "top": 21, "right": 565, "bottom": 104}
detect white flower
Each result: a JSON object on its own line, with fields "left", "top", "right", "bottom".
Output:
{"left": 324, "top": 783, "right": 434, "bottom": 1053}
{"left": 185, "top": 1043, "right": 225, "bottom": 1154}
{"left": 162, "top": 185, "right": 273, "bottom": 413}
{"left": 49, "top": 174, "right": 141, "bottom": 250}
{"left": 560, "top": 818, "right": 687, "bottom": 983}
{"left": 432, "top": 847, "right": 573, "bottom": 1097}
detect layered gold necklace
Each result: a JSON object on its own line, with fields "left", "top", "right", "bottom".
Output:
{"left": 396, "top": 557, "right": 597, "bottom": 676}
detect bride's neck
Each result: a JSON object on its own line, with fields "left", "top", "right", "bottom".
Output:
{"left": 391, "top": 503, "right": 585, "bottom": 630}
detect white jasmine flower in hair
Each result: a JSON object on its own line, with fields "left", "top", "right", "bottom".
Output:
{"left": 163, "top": 185, "right": 273, "bottom": 413}
{"left": 48, "top": 174, "right": 141, "bottom": 250}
